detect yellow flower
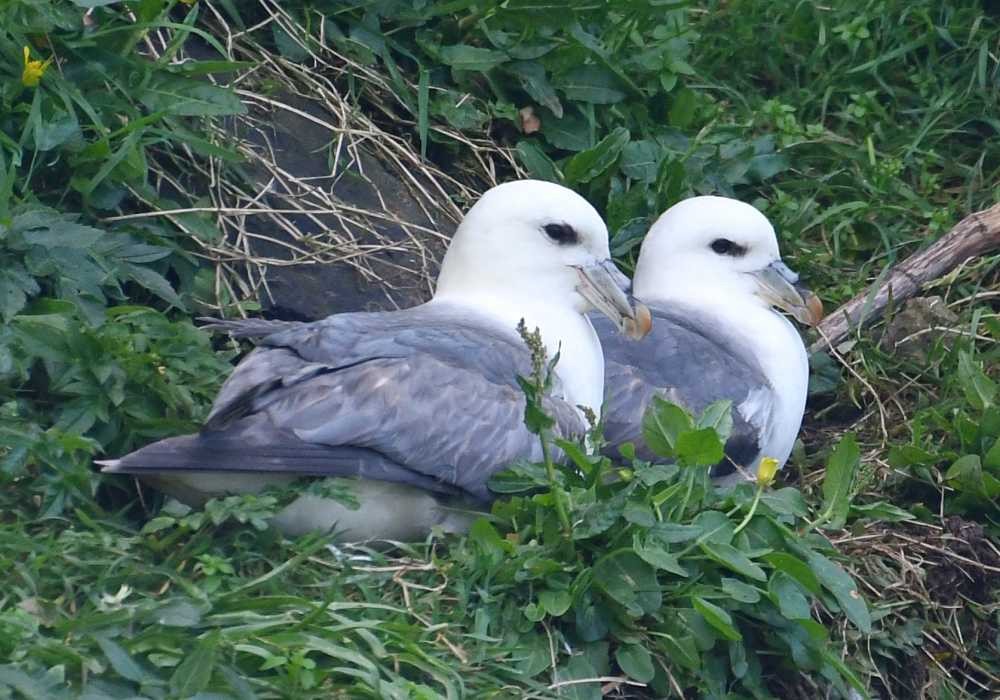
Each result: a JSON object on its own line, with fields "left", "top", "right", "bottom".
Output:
{"left": 178, "top": 0, "right": 197, "bottom": 5}
{"left": 21, "top": 46, "right": 53, "bottom": 87}
{"left": 756, "top": 457, "right": 780, "bottom": 488}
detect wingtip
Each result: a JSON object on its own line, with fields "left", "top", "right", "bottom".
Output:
{"left": 95, "top": 458, "right": 121, "bottom": 472}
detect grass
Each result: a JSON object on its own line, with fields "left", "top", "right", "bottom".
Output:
{"left": 1, "top": 1, "right": 999, "bottom": 698}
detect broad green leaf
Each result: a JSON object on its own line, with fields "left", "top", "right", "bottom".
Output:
{"left": 539, "top": 589, "right": 572, "bottom": 616}
{"left": 721, "top": 577, "right": 760, "bottom": 603}
{"left": 0, "top": 264, "right": 40, "bottom": 321}
{"left": 821, "top": 434, "right": 859, "bottom": 529}
{"left": 760, "top": 487, "right": 809, "bottom": 517}
{"left": 660, "top": 633, "right": 700, "bottom": 671}
{"left": 615, "top": 644, "right": 654, "bottom": 683}
{"left": 169, "top": 631, "right": 220, "bottom": 696}
{"left": 692, "top": 597, "right": 742, "bottom": 641}
{"left": 957, "top": 351, "right": 996, "bottom": 410}
{"left": 439, "top": 44, "right": 508, "bottom": 72}
{"left": 564, "top": 127, "right": 630, "bottom": 184}
{"left": 621, "top": 140, "right": 661, "bottom": 183}
{"left": 668, "top": 88, "right": 697, "bottom": 127}
{"left": 139, "top": 77, "right": 247, "bottom": 117}
{"left": 763, "top": 552, "right": 821, "bottom": 594}
{"left": 675, "top": 427, "right": 725, "bottom": 467}
{"left": 540, "top": 109, "right": 590, "bottom": 151}
{"left": 94, "top": 635, "right": 149, "bottom": 683}
{"left": 850, "top": 501, "right": 916, "bottom": 522}
{"left": 642, "top": 397, "right": 693, "bottom": 459}
{"left": 769, "top": 572, "right": 811, "bottom": 620}
{"left": 21, "top": 221, "right": 103, "bottom": 248}
{"left": 806, "top": 551, "right": 871, "bottom": 633}
{"left": 515, "top": 140, "right": 561, "bottom": 182}
{"left": 123, "top": 263, "right": 186, "bottom": 309}
{"left": 557, "top": 65, "right": 626, "bottom": 104}
{"left": 593, "top": 552, "right": 659, "bottom": 612}
{"left": 700, "top": 541, "right": 767, "bottom": 581}
{"left": 697, "top": 400, "right": 734, "bottom": 442}
{"left": 633, "top": 534, "right": 689, "bottom": 577}
{"left": 508, "top": 61, "right": 562, "bottom": 117}
{"left": 554, "top": 655, "right": 600, "bottom": 700}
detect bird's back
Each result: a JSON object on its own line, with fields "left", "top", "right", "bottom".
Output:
{"left": 591, "top": 301, "right": 774, "bottom": 474}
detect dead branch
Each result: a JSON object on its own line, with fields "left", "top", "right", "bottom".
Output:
{"left": 810, "top": 203, "right": 1000, "bottom": 353}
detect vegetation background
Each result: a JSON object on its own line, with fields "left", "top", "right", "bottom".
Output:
{"left": 1, "top": 1, "right": 998, "bottom": 698}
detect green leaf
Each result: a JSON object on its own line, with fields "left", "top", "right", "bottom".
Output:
{"left": 557, "top": 65, "right": 626, "bottom": 104}
{"left": 538, "top": 589, "right": 572, "bottom": 616}
{"left": 769, "top": 572, "right": 811, "bottom": 620}
{"left": 675, "top": 427, "right": 725, "bottom": 467}
{"left": 563, "top": 127, "right": 630, "bottom": 184}
{"left": 668, "top": 88, "right": 697, "bottom": 128}
{"left": 763, "top": 552, "right": 821, "bottom": 594}
{"left": 554, "top": 655, "right": 601, "bottom": 700}
{"left": 94, "top": 635, "right": 149, "bottom": 683}
{"left": 516, "top": 140, "right": 561, "bottom": 182}
{"left": 700, "top": 541, "right": 767, "bottom": 581}
{"left": 615, "top": 644, "right": 654, "bottom": 683}
{"left": 850, "top": 501, "right": 916, "bottom": 522}
{"left": 593, "top": 551, "right": 659, "bottom": 613}
{"left": 957, "top": 351, "right": 996, "bottom": 410}
{"left": 508, "top": 61, "right": 562, "bottom": 117}
{"left": 621, "top": 140, "right": 661, "bottom": 183}
{"left": 633, "top": 534, "right": 689, "bottom": 576}
{"left": 169, "top": 630, "right": 220, "bottom": 696}
{"left": 806, "top": 551, "right": 871, "bottom": 633}
{"left": 0, "top": 264, "right": 40, "bottom": 322}
{"left": 721, "top": 577, "right": 761, "bottom": 604}
{"left": 541, "top": 109, "right": 590, "bottom": 151}
{"left": 760, "top": 487, "right": 809, "bottom": 517}
{"left": 439, "top": 44, "right": 508, "bottom": 72}
{"left": 697, "top": 400, "right": 734, "bottom": 443}
{"left": 139, "top": 76, "right": 247, "bottom": 117}
{"left": 642, "top": 397, "right": 693, "bottom": 459}
{"left": 123, "top": 263, "right": 186, "bottom": 309}
{"left": 692, "top": 597, "right": 742, "bottom": 641}
{"left": 820, "top": 434, "right": 860, "bottom": 529}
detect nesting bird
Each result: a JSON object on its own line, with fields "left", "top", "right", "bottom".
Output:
{"left": 101, "top": 180, "right": 649, "bottom": 540}
{"left": 592, "top": 196, "right": 823, "bottom": 480}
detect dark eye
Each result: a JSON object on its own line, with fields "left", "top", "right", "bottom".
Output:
{"left": 543, "top": 223, "right": 579, "bottom": 246}
{"left": 710, "top": 238, "right": 746, "bottom": 256}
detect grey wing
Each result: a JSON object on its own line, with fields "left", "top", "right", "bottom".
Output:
{"left": 106, "top": 308, "right": 585, "bottom": 502}
{"left": 592, "top": 302, "right": 774, "bottom": 473}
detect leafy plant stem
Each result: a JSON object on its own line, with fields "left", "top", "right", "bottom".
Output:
{"left": 732, "top": 486, "right": 763, "bottom": 536}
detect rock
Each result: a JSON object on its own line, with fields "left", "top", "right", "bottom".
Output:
{"left": 879, "top": 296, "right": 959, "bottom": 362}
{"left": 225, "top": 93, "right": 465, "bottom": 320}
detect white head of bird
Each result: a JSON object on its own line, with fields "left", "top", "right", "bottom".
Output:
{"left": 633, "top": 195, "right": 823, "bottom": 326}
{"left": 433, "top": 179, "right": 649, "bottom": 415}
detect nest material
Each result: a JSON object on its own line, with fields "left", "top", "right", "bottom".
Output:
{"left": 124, "top": 0, "right": 523, "bottom": 317}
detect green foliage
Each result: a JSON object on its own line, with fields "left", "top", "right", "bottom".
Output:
{"left": 472, "top": 396, "right": 871, "bottom": 698}
{"left": 0, "top": 1, "right": 240, "bottom": 515}
{"left": 889, "top": 348, "right": 1000, "bottom": 531}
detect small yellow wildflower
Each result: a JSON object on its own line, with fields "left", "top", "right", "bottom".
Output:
{"left": 756, "top": 457, "right": 779, "bottom": 488}
{"left": 178, "top": 0, "right": 198, "bottom": 5}
{"left": 21, "top": 46, "right": 53, "bottom": 87}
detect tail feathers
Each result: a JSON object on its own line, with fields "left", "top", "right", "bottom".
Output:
{"left": 99, "top": 428, "right": 461, "bottom": 496}
{"left": 197, "top": 317, "right": 303, "bottom": 339}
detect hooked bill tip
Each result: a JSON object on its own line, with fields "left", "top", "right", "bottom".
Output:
{"left": 623, "top": 302, "right": 653, "bottom": 340}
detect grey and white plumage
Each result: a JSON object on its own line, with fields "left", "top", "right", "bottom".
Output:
{"left": 100, "top": 180, "right": 647, "bottom": 540}
{"left": 594, "top": 196, "right": 823, "bottom": 480}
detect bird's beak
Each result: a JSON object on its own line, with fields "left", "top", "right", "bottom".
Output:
{"left": 575, "top": 259, "right": 652, "bottom": 340}
{"left": 750, "top": 261, "right": 824, "bottom": 326}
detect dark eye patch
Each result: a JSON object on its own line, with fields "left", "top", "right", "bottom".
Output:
{"left": 710, "top": 238, "right": 747, "bottom": 257}
{"left": 543, "top": 223, "right": 579, "bottom": 246}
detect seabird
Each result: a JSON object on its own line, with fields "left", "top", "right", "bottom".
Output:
{"left": 592, "top": 196, "right": 823, "bottom": 480}
{"left": 101, "top": 180, "right": 650, "bottom": 540}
